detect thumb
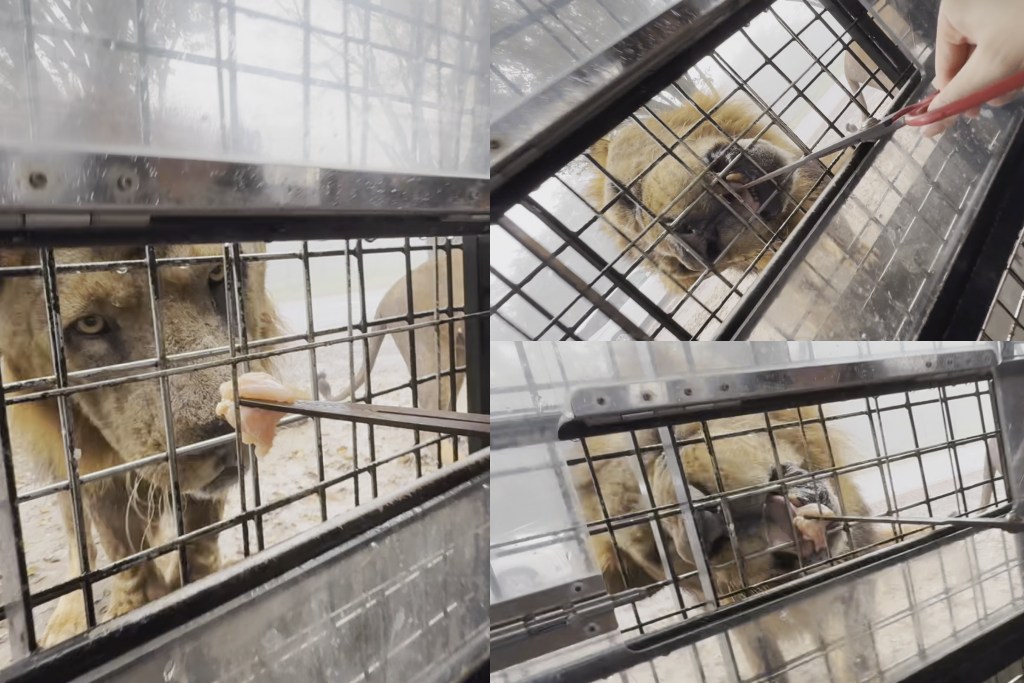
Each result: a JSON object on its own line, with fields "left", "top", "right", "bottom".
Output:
{"left": 908, "top": 46, "right": 1016, "bottom": 135}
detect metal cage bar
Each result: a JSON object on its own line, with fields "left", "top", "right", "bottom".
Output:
{"left": 0, "top": 365, "right": 35, "bottom": 658}
{"left": 38, "top": 248, "right": 98, "bottom": 631}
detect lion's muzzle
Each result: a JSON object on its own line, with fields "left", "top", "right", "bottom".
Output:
{"left": 665, "top": 140, "right": 796, "bottom": 269}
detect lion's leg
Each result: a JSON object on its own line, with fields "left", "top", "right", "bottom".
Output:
{"left": 730, "top": 617, "right": 790, "bottom": 683}
{"left": 810, "top": 583, "right": 878, "bottom": 683}
{"left": 415, "top": 321, "right": 468, "bottom": 466}
{"left": 39, "top": 491, "right": 99, "bottom": 647}
{"left": 164, "top": 494, "right": 224, "bottom": 588}
{"left": 390, "top": 322, "right": 450, "bottom": 466}
{"left": 81, "top": 477, "right": 171, "bottom": 621}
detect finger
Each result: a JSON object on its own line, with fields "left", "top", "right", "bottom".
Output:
{"left": 921, "top": 120, "right": 954, "bottom": 138}
{"left": 932, "top": 13, "right": 971, "bottom": 90}
{"left": 937, "top": 51, "right": 1014, "bottom": 110}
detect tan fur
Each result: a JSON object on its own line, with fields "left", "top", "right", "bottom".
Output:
{"left": 0, "top": 244, "right": 282, "bottom": 646}
{"left": 587, "top": 94, "right": 842, "bottom": 291}
{"left": 320, "top": 252, "right": 466, "bottom": 464}
{"left": 573, "top": 408, "right": 879, "bottom": 681}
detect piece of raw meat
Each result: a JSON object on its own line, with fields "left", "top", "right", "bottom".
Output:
{"left": 791, "top": 501, "right": 835, "bottom": 554}
{"left": 215, "top": 372, "right": 304, "bottom": 457}
{"left": 764, "top": 494, "right": 837, "bottom": 557}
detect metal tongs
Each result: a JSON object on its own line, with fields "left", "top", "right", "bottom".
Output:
{"left": 802, "top": 511, "right": 1024, "bottom": 533}
{"left": 741, "top": 69, "right": 1024, "bottom": 190}
{"left": 239, "top": 398, "right": 490, "bottom": 439}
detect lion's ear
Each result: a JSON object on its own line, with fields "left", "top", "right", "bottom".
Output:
{"left": 588, "top": 136, "right": 610, "bottom": 167}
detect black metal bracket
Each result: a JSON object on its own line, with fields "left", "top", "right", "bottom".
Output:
{"left": 462, "top": 232, "right": 490, "bottom": 454}
{"left": 0, "top": 215, "right": 489, "bottom": 248}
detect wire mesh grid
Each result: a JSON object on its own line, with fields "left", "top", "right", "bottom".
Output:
{"left": 746, "top": 109, "right": 1020, "bottom": 341}
{"left": 980, "top": 225, "right": 1024, "bottom": 342}
{"left": 569, "top": 377, "right": 1009, "bottom": 638}
{"left": 584, "top": 527, "right": 1023, "bottom": 683}
{"left": 2, "top": 0, "right": 487, "bottom": 177}
{"left": 0, "top": 236, "right": 473, "bottom": 665}
{"left": 490, "top": 0, "right": 915, "bottom": 341}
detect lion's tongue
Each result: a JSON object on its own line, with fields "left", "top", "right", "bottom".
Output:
{"left": 728, "top": 181, "right": 761, "bottom": 214}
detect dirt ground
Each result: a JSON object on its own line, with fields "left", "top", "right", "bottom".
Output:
{"left": 0, "top": 301, "right": 469, "bottom": 668}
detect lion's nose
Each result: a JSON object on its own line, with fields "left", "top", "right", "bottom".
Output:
{"left": 704, "top": 142, "right": 789, "bottom": 219}
{"left": 696, "top": 506, "right": 728, "bottom": 556}
{"left": 189, "top": 418, "right": 235, "bottom": 445}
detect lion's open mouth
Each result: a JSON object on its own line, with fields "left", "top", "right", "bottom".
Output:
{"left": 717, "top": 172, "right": 763, "bottom": 214}
{"left": 203, "top": 462, "right": 241, "bottom": 493}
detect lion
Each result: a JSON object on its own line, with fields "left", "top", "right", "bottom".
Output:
{"left": 587, "top": 93, "right": 841, "bottom": 293}
{"left": 0, "top": 244, "right": 282, "bottom": 647}
{"left": 317, "top": 252, "right": 466, "bottom": 464}
{"left": 573, "top": 407, "right": 880, "bottom": 682}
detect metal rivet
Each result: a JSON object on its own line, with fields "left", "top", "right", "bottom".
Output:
{"left": 721, "top": 384, "right": 730, "bottom": 391}
{"left": 490, "top": 139, "right": 501, "bottom": 150}
{"left": 684, "top": 388, "right": 693, "bottom": 396}
{"left": 28, "top": 171, "right": 47, "bottom": 189}
{"left": 926, "top": 361, "right": 933, "bottom": 368}
{"left": 572, "top": 582, "right": 583, "bottom": 593}
{"left": 584, "top": 623, "right": 599, "bottom": 635}
{"left": 596, "top": 396, "right": 606, "bottom": 405}
{"left": 641, "top": 391, "right": 652, "bottom": 401}
{"left": 117, "top": 175, "right": 135, "bottom": 191}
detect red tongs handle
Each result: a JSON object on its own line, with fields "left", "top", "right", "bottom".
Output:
{"left": 903, "top": 70, "right": 1024, "bottom": 127}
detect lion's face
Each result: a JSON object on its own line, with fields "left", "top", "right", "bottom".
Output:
{"left": 652, "top": 420, "right": 848, "bottom": 596}
{"left": 665, "top": 495, "right": 845, "bottom": 597}
{"left": 590, "top": 98, "right": 827, "bottom": 282}
{"left": 602, "top": 121, "right": 798, "bottom": 272}
{"left": 0, "top": 244, "right": 278, "bottom": 497}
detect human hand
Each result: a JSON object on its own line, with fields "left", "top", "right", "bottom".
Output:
{"left": 908, "top": 0, "right": 1024, "bottom": 136}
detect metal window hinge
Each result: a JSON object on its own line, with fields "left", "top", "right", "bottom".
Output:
{"left": 557, "top": 350, "right": 999, "bottom": 439}
{"left": 490, "top": 586, "right": 653, "bottom": 649}
{"left": 4, "top": 212, "right": 152, "bottom": 229}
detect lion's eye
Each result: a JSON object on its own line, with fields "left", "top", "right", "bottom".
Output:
{"left": 73, "top": 315, "right": 109, "bottom": 335}
{"left": 209, "top": 264, "right": 228, "bottom": 318}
